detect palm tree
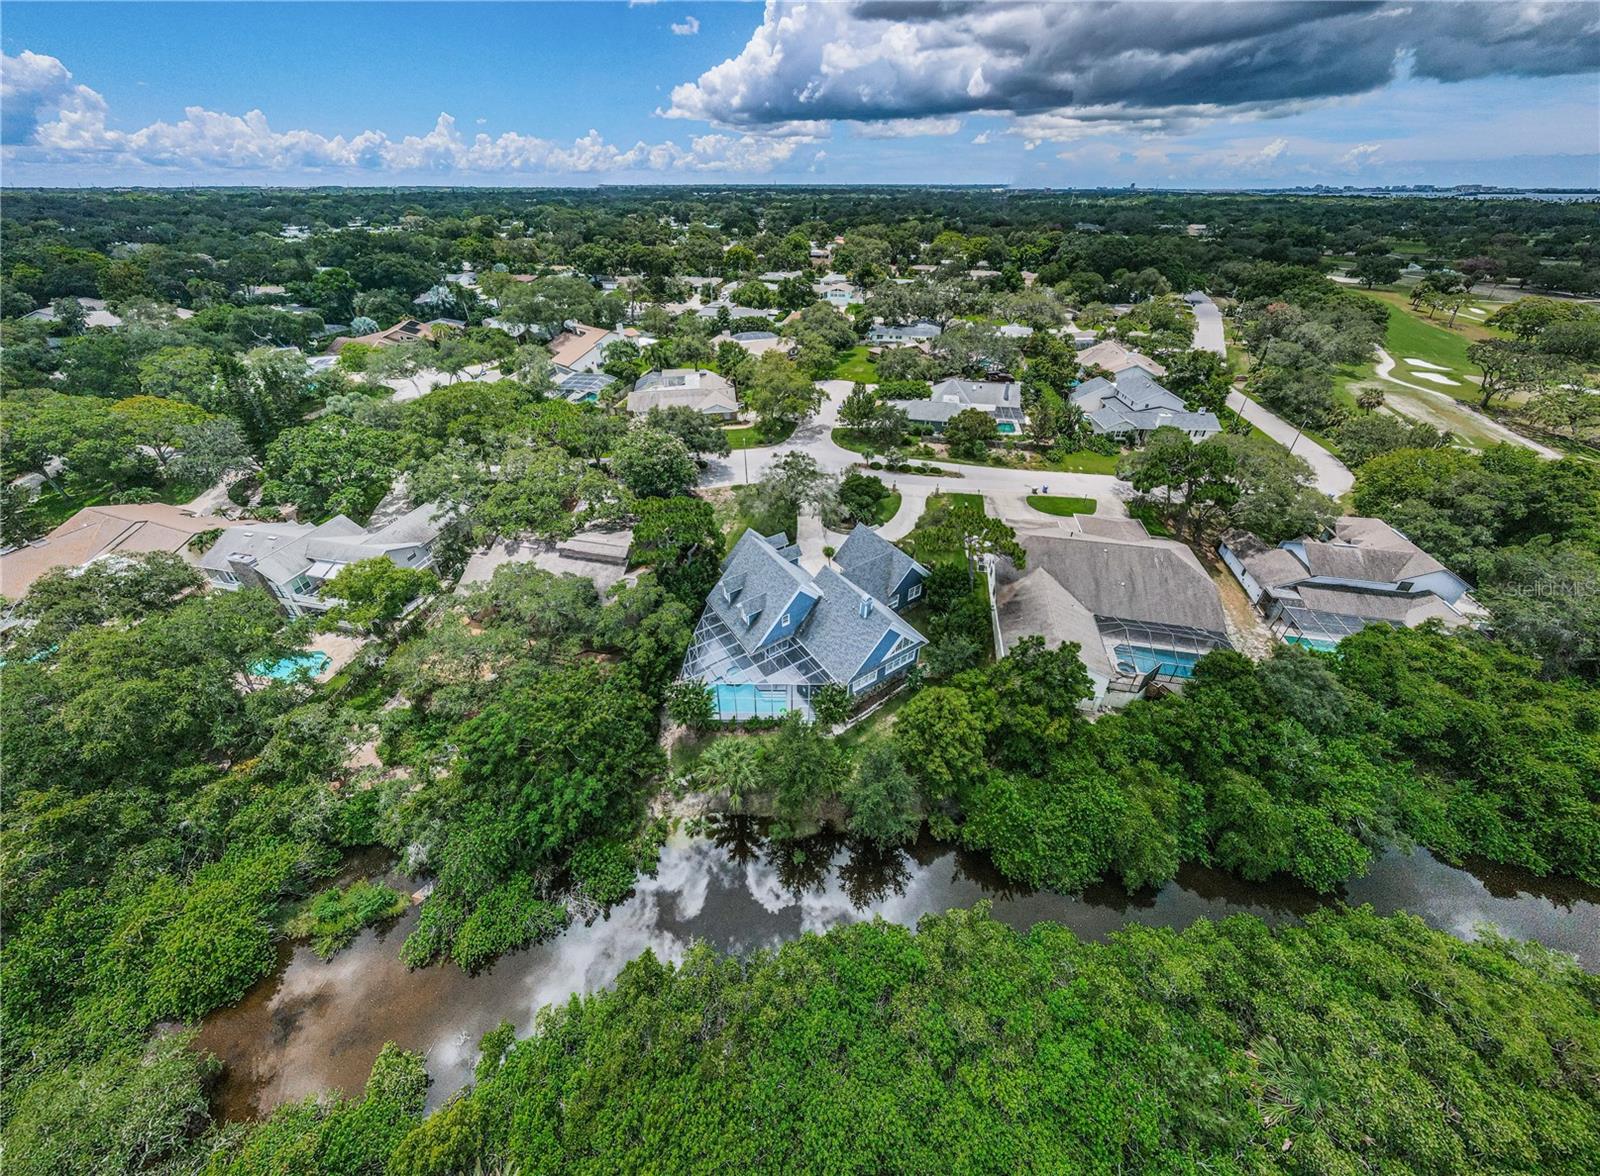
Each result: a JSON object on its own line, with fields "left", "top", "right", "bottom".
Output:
{"left": 1357, "top": 388, "right": 1386, "bottom": 411}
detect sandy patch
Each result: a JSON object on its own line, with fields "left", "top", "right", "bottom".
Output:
{"left": 1464, "top": 307, "right": 1486, "bottom": 316}
{"left": 1411, "top": 372, "right": 1462, "bottom": 386}
{"left": 1404, "top": 358, "right": 1449, "bottom": 370}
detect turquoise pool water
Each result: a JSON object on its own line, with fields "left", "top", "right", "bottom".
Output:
{"left": 711, "top": 683, "right": 791, "bottom": 719}
{"left": 1113, "top": 644, "right": 1204, "bottom": 679}
{"left": 1284, "top": 635, "right": 1341, "bottom": 654}
{"left": 252, "top": 652, "right": 331, "bottom": 681}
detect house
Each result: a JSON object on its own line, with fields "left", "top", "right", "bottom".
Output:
{"left": 198, "top": 504, "right": 445, "bottom": 618}
{"left": 832, "top": 524, "right": 929, "bottom": 611}
{"left": 889, "top": 378, "right": 1025, "bottom": 436}
{"left": 330, "top": 318, "right": 436, "bottom": 353}
{"left": 1069, "top": 368, "right": 1220, "bottom": 444}
{"left": 554, "top": 370, "right": 617, "bottom": 404}
{"left": 626, "top": 369, "right": 740, "bottom": 419}
{"left": 867, "top": 320, "right": 943, "bottom": 346}
{"left": 22, "top": 297, "right": 123, "bottom": 330}
{"left": 1, "top": 503, "right": 244, "bottom": 602}
{"left": 995, "top": 517, "right": 1233, "bottom": 703}
{"left": 1075, "top": 339, "right": 1166, "bottom": 377}
{"left": 1218, "top": 517, "right": 1485, "bottom": 651}
{"left": 996, "top": 323, "right": 1034, "bottom": 338}
{"left": 713, "top": 330, "right": 797, "bottom": 358}
{"left": 412, "top": 284, "right": 457, "bottom": 310}
{"left": 547, "top": 321, "right": 625, "bottom": 373}
{"left": 680, "top": 528, "right": 927, "bottom": 720}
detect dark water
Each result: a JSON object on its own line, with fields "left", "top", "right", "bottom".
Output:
{"left": 194, "top": 823, "right": 1600, "bottom": 1121}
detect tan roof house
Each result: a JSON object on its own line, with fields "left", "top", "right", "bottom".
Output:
{"left": 1, "top": 503, "right": 241, "bottom": 602}
{"left": 1076, "top": 339, "right": 1167, "bottom": 378}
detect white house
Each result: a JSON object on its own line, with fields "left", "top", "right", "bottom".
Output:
{"left": 1070, "top": 368, "right": 1220, "bottom": 444}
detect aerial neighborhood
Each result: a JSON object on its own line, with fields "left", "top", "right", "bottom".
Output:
{"left": 2, "top": 182, "right": 1598, "bottom": 1174}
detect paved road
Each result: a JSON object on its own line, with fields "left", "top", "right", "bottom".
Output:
{"left": 700, "top": 379, "right": 1133, "bottom": 525}
{"left": 1188, "top": 292, "right": 1356, "bottom": 499}
{"left": 1187, "top": 291, "right": 1226, "bottom": 355}
{"left": 1225, "top": 391, "right": 1355, "bottom": 499}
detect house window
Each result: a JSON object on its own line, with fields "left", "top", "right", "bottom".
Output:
{"left": 889, "top": 594, "right": 900, "bottom": 608}
{"left": 209, "top": 569, "right": 238, "bottom": 585}
{"left": 906, "top": 584, "right": 922, "bottom": 601}
{"left": 781, "top": 614, "right": 791, "bottom": 627}
{"left": 288, "top": 574, "right": 315, "bottom": 596}
{"left": 880, "top": 649, "right": 918, "bottom": 676}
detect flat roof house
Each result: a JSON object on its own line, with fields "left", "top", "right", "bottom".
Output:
{"left": 681, "top": 527, "right": 927, "bottom": 720}
{"left": 626, "top": 368, "right": 739, "bottom": 419}
{"left": 198, "top": 504, "right": 445, "bottom": 618}
{"left": 995, "top": 518, "right": 1233, "bottom": 702}
{"left": 1070, "top": 368, "right": 1220, "bottom": 444}
{"left": 889, "top": 377, "right": 1025, "bottom": 436}
{"left": 1219, "top": 517, "right": 1485, "bottom": 651}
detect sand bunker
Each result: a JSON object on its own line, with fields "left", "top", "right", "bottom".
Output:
{"left": 1411, "top": 372, "right": 1461, "bottom": 386}
{"left": 1405, "top": 358, "right": 1449, "bottom": 369}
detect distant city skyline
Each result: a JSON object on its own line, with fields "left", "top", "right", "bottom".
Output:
{"left": 3, "top": 1, "right": 1597, "bottom": 189}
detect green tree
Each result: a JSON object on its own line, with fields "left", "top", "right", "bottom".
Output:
{"left": 894, "top": 686, "right": 985, "bottom": 805}
{"left": 261, "top": 418, "right": 400, "bottom": 521}
{"left": 612, "top": 426, "right": 697, "bottom": 499}
{"left": 320, "top": 557, "right": 440, "bottom": 634}
{"left": 842, "top": 737, "right": 921, "bottom": 847}
{"left": 743, "top": 352, "right": 822, "bottom": 438}
{"left": 942, "top": 407, "right": 999, "bottom": 460}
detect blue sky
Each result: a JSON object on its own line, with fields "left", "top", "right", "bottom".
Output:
{"left": 3, "top": 1, "right": 1597, "bottom": 188}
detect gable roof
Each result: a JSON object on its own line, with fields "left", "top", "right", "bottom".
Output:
{"left": 803, "top": 566, "right": 924, "bottom": 684}
{"left": 198, "top": 506, "right": 444, "bottom": 586}
{"left": 1, "top": 504, "right": 240, "bottom": 601}
{"left": 705, "top": 529, "right": 816, "bottom": 655}
{"left": 833, "top": 525, "right": 928, "bottom": 602}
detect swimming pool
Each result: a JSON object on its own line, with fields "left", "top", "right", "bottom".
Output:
{"left": 711, "top": 683, "right": 792, "bottom": 719}
{"left": 1112, "top": 644, "right": 1204, "bottom": 679}
{"left": 1283, "top": 635, "right": 1341, "bottom": 654}
{"left": 251, "top": 652, "right": 332, "bottom": 682}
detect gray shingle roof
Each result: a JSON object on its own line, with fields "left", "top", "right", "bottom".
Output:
{"left": 803, "top": 566, "right": 924, "bottom": 684}
{"left": 706, "top": 529, "right": 816, "bottom": 655}
{"left": 834, "top": 525, "right": 927, "bottom": 603}
{"left": 1003, "top": 532, "right": 1229, "bottom": 635}
{"left": 996, "top": 568, "right": 1113, "bottom": 681}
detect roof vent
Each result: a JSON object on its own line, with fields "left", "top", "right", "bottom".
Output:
{"left": 859, "top": 596, "right": 873, "bottom": 619}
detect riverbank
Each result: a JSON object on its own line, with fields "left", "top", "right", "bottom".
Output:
{"left": 194, "top": 820, "right": 1600, "bottom": 1122}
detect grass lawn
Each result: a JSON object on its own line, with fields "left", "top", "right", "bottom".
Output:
{"left": 1038, "top": 449, "right": 1121, "bottom": 475}
{"left": 724, "top": 420, "right": 795, "bottom": 449}
{"left": 865, "top": 490, "right": 901, "bottom": 526}
{"left": 831, "top": 346, "right": 878, "bottom": 383}
{"left": 1025, "top": 494, "right": 1096, "bottom": 517}
{"left": 1126, "top": 502, "right": 1173, "bottom": 538}
{"left": 902, "top": 491, "right": 985, "bottom": 564}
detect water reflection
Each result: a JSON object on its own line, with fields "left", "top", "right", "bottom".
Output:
{"left": 195, "top": 823, "right": 1600, "bottom": 1123}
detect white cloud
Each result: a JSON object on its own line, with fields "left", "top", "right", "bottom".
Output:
{"left": 670, "top": 15, "right": 700, "bottom": 37}
{"left": 849, "top": 116, "right": 961, "bottom": 140}
{"left": 1, "top": 51, "right": 813, "bottom": 177}
{"left": 971, "top": 131, "right": 990, "bottom": 145}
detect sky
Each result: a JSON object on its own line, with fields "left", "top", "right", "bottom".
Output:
{"left": 3, "top": 1, "right": 1598, "bottom": 189}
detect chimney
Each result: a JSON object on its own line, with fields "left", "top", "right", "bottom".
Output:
{"left": 859, "top": 596, "right": 872, "bottom": 619}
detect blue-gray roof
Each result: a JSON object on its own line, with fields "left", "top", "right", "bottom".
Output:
{"left": 803, "top": 567, "right": 924, "bottom": 684}
{"left": 834, "top": 525, "right": 928, "bottom": 603}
